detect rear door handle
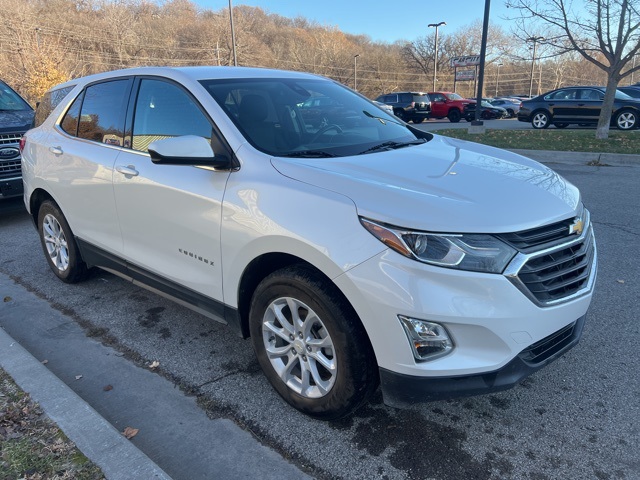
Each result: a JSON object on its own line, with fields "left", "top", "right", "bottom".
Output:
{"left": 116, "top": 165, "right": 139, "bottom": 177}
{"left": 49, "top": 146, "right": 63, "bottom": 156}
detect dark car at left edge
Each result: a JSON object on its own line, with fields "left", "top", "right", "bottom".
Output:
{"left": 0, "top": 79, "right": 34, "bottom": 199}
{"left": 517, "top": 86, "right": 640, "bottom": 130}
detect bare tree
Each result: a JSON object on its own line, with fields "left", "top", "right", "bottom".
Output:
{"left": 506, "top": 0, "right": 640, "bottom": 138}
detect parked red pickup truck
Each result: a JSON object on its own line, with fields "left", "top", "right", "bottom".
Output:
{"left": 428, "top": 92, "right": 475, "bottom": 123}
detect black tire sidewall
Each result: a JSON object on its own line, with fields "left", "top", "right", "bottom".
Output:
{"left": 448, "top": 109, "right": 461, "bottom": 123}
{"left": 37, "top": 201, "right": 87, "bottom": 283}
{"left": 249, "top": 266, "right": 376, "bottom": 419}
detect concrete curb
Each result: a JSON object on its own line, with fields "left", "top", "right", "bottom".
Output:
{"left": 509, "top": 149, "right": 640, "bottom": 166}
{"left": 0, "top": 326, "right": 172, "bottom": 480}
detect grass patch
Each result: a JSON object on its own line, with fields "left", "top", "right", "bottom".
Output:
{"left": 0, "top": 368, "right": 105, "bottom": 479}
{"left": 434, "top": 128, "right": 640, "bottom": 154}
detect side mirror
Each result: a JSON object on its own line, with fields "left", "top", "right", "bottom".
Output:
{"left": 148, "top": 135, "right": 230, "bottom": 168}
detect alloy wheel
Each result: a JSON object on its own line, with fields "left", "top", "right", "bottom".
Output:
{"left": 42, "top": 214, "right": 69, "bottom": 272}
{"left": 261, "top": 296, "right": 337, "bottom": 398}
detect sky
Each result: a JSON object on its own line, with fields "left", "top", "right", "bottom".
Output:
{"left": 194, "top": 1, "right": 515, "bottom": 44}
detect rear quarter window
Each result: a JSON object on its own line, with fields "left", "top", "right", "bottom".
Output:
{"left": 35, "top": 85, "right": 76, "bottom": 128}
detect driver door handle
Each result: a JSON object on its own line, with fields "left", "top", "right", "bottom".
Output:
{"left": 49, "top": 146, "right": 63, "bottom": 156}
{"left": 116, "top": 165, "right": 139, "bottom": 177}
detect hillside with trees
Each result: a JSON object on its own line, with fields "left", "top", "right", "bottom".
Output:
{"left": 0, "top": 0, "right": 608, "bottom": 105}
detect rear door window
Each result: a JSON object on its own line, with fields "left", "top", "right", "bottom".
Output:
{"left": 74, "top": 79, "right": 131, "bottom": 146}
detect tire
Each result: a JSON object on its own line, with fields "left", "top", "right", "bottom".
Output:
{"left": 531, "top": 110, "right": 551, "bottom": 129}
{"left": 447, "top": 109, "right": 461, "bottom": 123}
{"left": 249, "top": 265, "right": 377, "bottom": 420}
{"left": 506, "top": 109, "right": 515, "bottom": 118}
{"left": 412, "top": 117, "right": 425, "bottom": 123}
{"left": 395, "top": 110, "right": 408, "bottom": 122}
{"left": 554, "top": 123, "right": 569, "bottom": 129}
{"left": 37, "top": 200, "right": 89, "bottom": 283}
{"left": 615, "top": 109, "right": 638, "bottom": 130}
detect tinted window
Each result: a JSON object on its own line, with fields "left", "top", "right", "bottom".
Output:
{"left": 60, "top": 92, "right": 83, "bottom": 136}
{"left": 545, "top": 89, "right": 577, "bottom": 100}
{"left": 399, "top": 93, "right": 412, "bottom": 103}
{"left": 413, "top": 94, "right": 430, "bottom": 103}
{"left": 35, "top": 85, "right": 75, "bottom": 127}
{"left": 578, "top": 89, "right": 603, "bottom": 100}
{"left": 131, "top": 79, "right": 213, "bottom": 153}
{"left": 77, "top": 80, "right": 130, "bottom": 145}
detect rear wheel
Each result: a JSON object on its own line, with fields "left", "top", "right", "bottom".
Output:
{"left": 37, "top": 201, "right": 89, "bottom": 283}
{"left": 249, "top": 265, "right": 377, "bottom": 419}
{"left": 412, "top": 117, "right": 425, "bottom": 123}
{"left": 531, "top": 111, "right": 551, "bottom": 129}
{"left": 615, "top": 109, "right": 638, "bottom": 130}
{"left": 395, "top": 110, "right": 408, "bottom": 122}
{"left": 447, "top": 109, "right": 461, "bottom": 123}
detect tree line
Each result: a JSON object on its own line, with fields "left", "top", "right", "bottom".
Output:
{"left": 0, "top": 0, "right": 609, "bottom": 106}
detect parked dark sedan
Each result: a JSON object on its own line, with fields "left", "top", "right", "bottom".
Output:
{"left": 517, "top": 86, "right": 640, "bottom": 130}
{"left": 463, "top": 101, "right": 507, "bottom": 121}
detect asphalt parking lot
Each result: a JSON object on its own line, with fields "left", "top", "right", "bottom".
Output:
{"left": 1, "top": 159, "right": 638, "bottom": 480}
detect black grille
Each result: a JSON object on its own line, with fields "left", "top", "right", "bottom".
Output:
{"left": 0, "top": 159, "right": 21, "bottom": 177}
{"left": 520, "top": 321, "right": 577, "bottom": 365}
{"left": 517, "top": 228, "right": 595, "bottom": 304}
{"left": 0, "top": 133, "right": 22, "bottom": 146}
{"left": 0, "top": 132, "right": 24, "bottom": 179}
{"left": 498, "top": 217, "right": 576, "bottom": 252}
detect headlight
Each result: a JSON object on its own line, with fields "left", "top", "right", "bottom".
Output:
{"left": 360, "top": 218, "right": 516, "bottom": 274}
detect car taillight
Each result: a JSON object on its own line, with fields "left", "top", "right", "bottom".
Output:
{"left": 19, "top": 136, "right": 26, "bottom": 153}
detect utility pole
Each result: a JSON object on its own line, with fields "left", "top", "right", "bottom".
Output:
{"left": 228, "top": 0, "right": 237, "bottom": 66}
{"left": 353, "top": 54, "right": 360, "bottom": 91}
{"left": 527, "top": 36, "right": 544, "bottom": 97}
{"left": 495, "top": 62, "right": 503, "bottom": 97}
{"left": 428, "top": 22, "right": 446, "bottom": 92}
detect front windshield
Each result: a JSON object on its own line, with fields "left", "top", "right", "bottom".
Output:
{"left": 200, "top": 78, "right": 427, "bottom": 157}
{"left": 0, "top": 83, "right": 31, "bottom": 111}
{"left": 445, "top": 92, "right": 464, "bottom": 101}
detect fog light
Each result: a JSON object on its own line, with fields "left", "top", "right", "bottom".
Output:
{"left": 398, "top": 316, "right": 453, "bottom": 361}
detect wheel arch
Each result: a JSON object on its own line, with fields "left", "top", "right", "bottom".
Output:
{"left": 235, "top": 252, "right": 379, "bottom": 374}
{"left": 28, "top": 188, "right": 58, "bottom": 226}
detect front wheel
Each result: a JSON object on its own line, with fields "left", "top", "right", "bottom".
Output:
{"left": 615, "top": 109, "right": 638, "bottom": 130}
{"left": 447, "top": 109, "right": 461, "bottom": 123}
{"left": 249, "top": 265, "right": 377, "bottom": 419}
{"left": 37, "top": 201, "right": 89, "bottom": 283}
{"left": 531, "top": 111, "right": 551, "bottom": 129}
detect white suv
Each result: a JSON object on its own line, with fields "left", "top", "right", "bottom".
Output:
{"left": 21, "top": 67, "right": 597, "bottom": 419}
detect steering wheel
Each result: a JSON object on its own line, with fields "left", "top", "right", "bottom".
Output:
{"left": 310, "top": 124, "right": 343, "bottom": 143}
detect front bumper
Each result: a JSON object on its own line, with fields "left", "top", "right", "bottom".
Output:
{"left": 379, "top": 314, "right": 585, "bottom": 408}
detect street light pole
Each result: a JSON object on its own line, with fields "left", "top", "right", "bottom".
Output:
{"left": 428, "top": 21, "right": 446, "bottom": 92}
{"left": 495, "top": 62, "right": 503, "bottom": 97}
{"left": 354, "top": 54, "right": 360, "bottom": 91}
{"left": 527, "top": 36, "right": 544, "bottom": 97}
{"left": 229, "top": 0, "right": 237, "bottom": 66}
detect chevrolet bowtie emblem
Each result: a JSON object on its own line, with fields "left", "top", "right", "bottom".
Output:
{"left": 569, "top": 218, "right": 584, "bottom": 235}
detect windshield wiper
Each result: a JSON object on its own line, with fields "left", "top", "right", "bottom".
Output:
{"left": 280, "top": 149, "right": 337, "bottom": 158}
{"left": 358, "top": 139, "right": 426, "bottom": 155}
{"left": 363, "top": 109, "right": 405, "bottom": 126}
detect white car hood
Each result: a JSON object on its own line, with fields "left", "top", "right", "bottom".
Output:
{"left": 271, "top": 135, "right": 581, "bottom": 233}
